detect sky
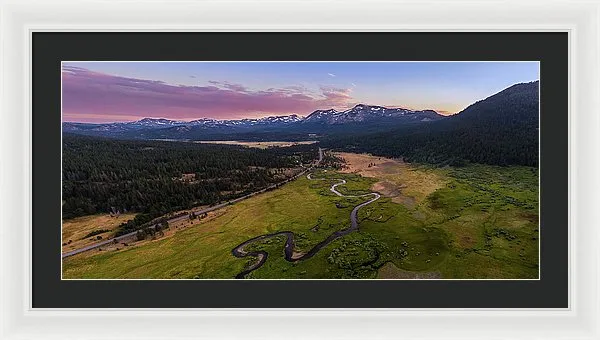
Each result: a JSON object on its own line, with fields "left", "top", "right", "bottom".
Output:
{"left": 62, "top": 61, "right": 539, "bottom": 123}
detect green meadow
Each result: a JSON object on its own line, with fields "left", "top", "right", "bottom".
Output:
{"left": 63, "top": 162, "right": 539, "bottom": 279}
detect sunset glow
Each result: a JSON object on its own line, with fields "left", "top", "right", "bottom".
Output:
{"left": 62, "top": 62, "right": 539, "bottom": 123}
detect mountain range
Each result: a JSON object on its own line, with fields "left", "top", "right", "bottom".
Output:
{"left": 62, "top": 104, "right": 445, "bottom": 140}
{"left": 62, "top": 80, "right": 539, "bottom": 166}
{"left": 303, "top": 105, "right": 441, "bottom": 124}
{"left": 322, "top": 80, "right": 540, "bottom": 166}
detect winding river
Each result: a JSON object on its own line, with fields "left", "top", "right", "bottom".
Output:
{"left": 231, "top": 172, "right": 381, "bottom": 279}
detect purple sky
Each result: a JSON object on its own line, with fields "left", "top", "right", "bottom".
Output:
{"left": 62, "top": 62, "right": 539, "bottom": 123}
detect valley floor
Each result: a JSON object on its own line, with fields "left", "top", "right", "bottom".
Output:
{"left": 62, "top": 213, "right": 137, "bottom": 254}
{"left": 194, "top": 140, "right": 317, "bottom": 149}
{"left": 62, "top": 152, "right": 539, "bottom": 279}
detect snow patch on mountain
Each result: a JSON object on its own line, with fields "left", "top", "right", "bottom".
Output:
{"left": 303, "top": 104, "right": 441, "bottom": 124}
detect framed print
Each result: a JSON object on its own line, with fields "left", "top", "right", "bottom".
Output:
{"left": 1, "top": 0, "right": 599, "bottom": 339}
{"left": 39, "top": 33, "right": 561, "bottom": 308}
{"left": 59, "top": 59, "right": 544, "bottom": 284}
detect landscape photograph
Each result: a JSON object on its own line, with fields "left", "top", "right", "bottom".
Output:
{"left": 61, "top": 61, "right": 540, "bottom": 280}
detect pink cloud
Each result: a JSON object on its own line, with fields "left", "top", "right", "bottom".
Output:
{"left": 62, "top": 66, "right": 356, "bottom": 122}
{"left": 320, "top": 86, "right": 353, "bottom": 102}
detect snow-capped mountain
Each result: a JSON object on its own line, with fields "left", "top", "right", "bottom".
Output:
{"left": 304, "top": 104, "right": 441, "bottom": 124}
{"left": 62, "top": 106, "right": 443, "bottom": 140}
{"left": 220, "top": 114, "right": 303, "bottom": 127}
{"left": 63, "top": 114, "right": 303, "bottom": 132}
{"left": 63, "top": 118, "right": 189, "bottom": 132}
{"left": 303, "top": 109, "right": 339, "bottom": 123}
{"left": 131, "top": 118, "right": 190, "bottom": 128}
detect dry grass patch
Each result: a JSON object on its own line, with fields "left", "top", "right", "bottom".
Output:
{"left": 70, "top": 209, "right": 229, "bottom": 260}
{"left": 62, "top": 214, "right": 136, "bottom": 253}
{"left": 376, "top": 262, "right": 441, "bottom": 279}
{"left": 196, "top": 140, "right": 316, "bottom": 149}
{"left": 335, "top": 152, "right": 447, "bottom": 207}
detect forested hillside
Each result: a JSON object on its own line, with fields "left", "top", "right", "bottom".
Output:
{"left": 322, "top": 81, "right": 539, "bottom": 167}
{"left": 62, "top": 135, "right": 318, "bottom": 222}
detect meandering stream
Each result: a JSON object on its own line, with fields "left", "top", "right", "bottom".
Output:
{"left": 231, "top": 172, "right": 381, "bottom": 279}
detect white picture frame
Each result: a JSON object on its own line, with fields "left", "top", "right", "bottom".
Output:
{"left": 1, "top": 0, "right": 598, "bottom": 339}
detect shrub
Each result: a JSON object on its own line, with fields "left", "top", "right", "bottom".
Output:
{"left": 81, "top": 229, "right": 110, "bottom": 239}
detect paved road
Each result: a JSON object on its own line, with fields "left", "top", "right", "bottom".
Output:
{"left": 62, "top": 148, "right": 324, "bottom": 259}
{"left": 62, "top": 208, "right": 199, "bottom": 258}
{"left": 231, "top": 168, "right": 381, "bottom": 279}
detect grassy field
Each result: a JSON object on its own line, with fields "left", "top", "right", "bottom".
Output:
{"left": 63, "top": 153, "right": 539, "bottom": 279}
{"left": 195, "top": 140, "right": 317, "bottom": 149}
{"left": 62, "top": 213, "right": 136, "bottom": 253}
{"left": 430, "top": 165, "right": 539, "bottom": 279}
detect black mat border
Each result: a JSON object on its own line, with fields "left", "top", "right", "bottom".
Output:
{"left": 33, "top": 32, "right": 568, "bottom": 308}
